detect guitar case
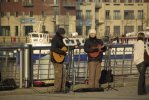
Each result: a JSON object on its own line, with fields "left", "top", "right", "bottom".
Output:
{"left": 74, "top": 87, "right": 104, "bottom": 92}
{"left": 99, "top": 67, "right": 113, "bottom": 84}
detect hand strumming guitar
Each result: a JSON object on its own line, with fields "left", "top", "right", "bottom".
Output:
{"left": 91, "top": 45, "right": 104, "bottom": 52}
{"left": 60, "top": 51, "right": 67, "bottom": 56}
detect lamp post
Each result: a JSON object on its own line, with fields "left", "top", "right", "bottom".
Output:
{"left": 52, "top": 15, "right": 56, "bottom": 32}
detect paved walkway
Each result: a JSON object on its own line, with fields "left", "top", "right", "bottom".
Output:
{"left": 0, "top": 85, "right": 149, "bottom": 100}
{"left": 0, "top": 76, "right": 149, "bottom": 100}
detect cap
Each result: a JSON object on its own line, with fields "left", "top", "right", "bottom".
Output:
{"left": 56, "top": 28, "right": 65, "bottom": 35}
{"left": 89, "top": 29, "right": 96, "bottom": 35}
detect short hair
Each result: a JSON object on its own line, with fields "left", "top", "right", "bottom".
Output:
{"left": 137, "top": 32, "right": 145, "bottom": 41}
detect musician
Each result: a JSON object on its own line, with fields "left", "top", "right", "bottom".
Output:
{"left": 134, "top": 32, "right": 149, "bottom": 95}
{"left": 84, "top": 29, "right": 106, "bottom": 89}
{"left": 51, "top": 28, "right": 67, "bottom": 92}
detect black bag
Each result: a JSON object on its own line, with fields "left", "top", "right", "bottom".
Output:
{"left": 0, "top": 78, "right": 17, "bottom": 91}
{"left": 99, "top": 69, "right": 113, "bottom": 84}
{"left": 74, "top": 88, "right": 104, "bottom": 92}
{"left": 99, "top": 69, "right": 107, "bottom": 84}
{"left": 144, "top": 50, "right": 149, "bottom": 65}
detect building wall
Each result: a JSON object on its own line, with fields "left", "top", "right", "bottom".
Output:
{"left": 97, "top": 1, "right": 149, "bottom": 37}
{"left": 0, "top": 0, "right": 149, "bottom": 37}
{"left": 0, "top": 0, "right": 76, "bottom": 36}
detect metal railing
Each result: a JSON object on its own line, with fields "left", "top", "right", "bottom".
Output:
{"left": 0, "top": 44, "right": 148, "bottom": 88}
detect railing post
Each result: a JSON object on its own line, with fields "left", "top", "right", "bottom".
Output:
{"left": 19, "top": 49, "right": 24, "bottom": 88}
{"left": 24, "top": 44, "right": 33, "bottom": 88}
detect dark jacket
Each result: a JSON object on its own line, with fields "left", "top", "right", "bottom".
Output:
{"left": 51, "top": 33, "right": 66, "bottom": 64}
{"left": 84, "top": 37, "right": 106, "bottom": 62}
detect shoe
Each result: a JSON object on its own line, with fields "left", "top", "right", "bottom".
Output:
{"left": 138, "top": 92, "right": 147, "bottom": 95}
{"left": 98, "top": 87, "right": 104, "bottom": 92}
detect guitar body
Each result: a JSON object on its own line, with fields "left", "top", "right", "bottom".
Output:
{"left": 88, "top": 45, "right": 102, "bottom": 58}
{"left": 52, "top": 46, "right": 67, "bottom": 63}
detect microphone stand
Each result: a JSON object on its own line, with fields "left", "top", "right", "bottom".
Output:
{"left": 104, "top": 39, "right": 118, "bottom": 91}
{"left": 64, "top": 37, "right": 75, "bottom": 93}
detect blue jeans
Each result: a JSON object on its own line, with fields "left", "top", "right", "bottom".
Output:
{"left": 136, "top": 62, "right": 147, "bottom": 95}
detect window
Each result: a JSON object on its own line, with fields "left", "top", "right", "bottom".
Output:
{"left": 138, "top": 10, "right": 143, "bottom": 19}
{"left": 15, "top": 26, "right": 18, "bottom": 36}
{"left": 124, "top": 10, "right": 134, "bottom": 20}
{"left": 76, "top": 10, "right": 82, "bottom": 19}
{"left": 124, "top": 26, "right": 134, "bottom": 33}
{"left": 0, "top": 12, "right": 4, "bottom": 17}
{"left": 24, "top": 26, "right": 33, "bottom": 36}
{"left": 113, "top": 10, "right": 121, "bottom": 20}
{"left": 42, "top": 0, "right": 46, "bottom": 2}
{"left": 86, "top": 26, "right": 91, "bottom": 35}
{"left": 77, "top": 0, "right": 83, "bottom": 3}
{"left": 22, "top": 12, "right": 25, "bottom": 16}
{"left": 136, "top": 0, "right": 143, "bottom": 3}
{"left": 42, "top": 25, "right": 46, "bottom": 32}
{"left": 14, "top": 11, "right": 18, "bottom": 17}
{"left": 54, "top": 0, "right": 58, "bottom": 4}
{"left": 105, "top": 10, "right": 111, "bottom": 20}
{"left": 53, "top": 7, "right": 59, "bottom": 15}
{"left": 114, "top": 26, "right": 120, "bottom": 36}
{"left": 42, "top": 11, "right": 45, "bottom": 17}
{"left": 76, "top": 19, "right": 83, "bottom": 26}
{"left": 105, "top": 26, "right": 110, "bottom": 36}
{"left": 29, "top": 0, "right": 33, "bottom": 4}
{"left": 14, "top": 0, "right": 18, "bottom": 2}
{"left": 86, "top": 10, "right": 91, "bottom": 19}
{"left": 29, "top": 11, "right": 33, "bottom": 17}
{"left": 127, "top": 0, "right": 134, "bottom": 3}
{"left": 0, "top": 26, "right": 10, "bottom": 36}
{"left": 6, "top": 0, "right": 10, "bottom": 2}
{"left": 22, "top": 0, "right": 33, "bottom": 6}
{"left": 113, "top": 0, "right": 120, "bottom": 3}
{"left": 6, "top": 12, "right": 10, "bottom": 17}
{"left": 104, "top": 0, "right": 111, "bottom": 3}
{"left": 138, "top": 25, "right": 143, "bottom": 31}
{"left": 76, "top": 26, "right": 82, "bottom": 35}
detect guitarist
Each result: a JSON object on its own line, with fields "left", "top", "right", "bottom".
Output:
{"left": 84, "top": 29, "right": 106, "bottom": 89}
{"left": 51, "top": 28, "right": 67, "bottom": 93}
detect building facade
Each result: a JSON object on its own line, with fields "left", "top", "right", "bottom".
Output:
{"left": 0, "top": 0, "right": 76, "bottom": 37}
{"left": 97, "top": 0, "right": 149, "bottom": 37}
{"left": 0, "top": 0, "right": 149, "bottom": 38}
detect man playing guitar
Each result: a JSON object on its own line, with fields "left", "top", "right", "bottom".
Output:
{"left": 51, "top": 28, "right": 80, "bottom": 93}
{"left": 51, "top": 28, "right": 67, "bottom": 93}
{"left": 84, "top": 29, "right": 106, "bottom": 89}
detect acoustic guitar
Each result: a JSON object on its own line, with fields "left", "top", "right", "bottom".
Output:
{"left": 88, "top": 45, "right": 102, "bottom": 58}
{"left": 52, "top": 46, "right": 67, "bottom": 63}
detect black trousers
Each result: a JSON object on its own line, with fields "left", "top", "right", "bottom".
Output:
{"left": 136, "top": 62, "right": 147, "bottom": 95}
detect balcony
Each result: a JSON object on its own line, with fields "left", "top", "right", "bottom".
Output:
{"left": 49, "top": 3, "right": 59, "bottom": 7}
{"left": 95, "top": 2, "right": 102, "bottom": 9}
{"left": 105, "top": 16, "right": 111, "bottom": 20}
{"left": 113, "top": 16, "right": 121, "bottom": 20}
{"left": 63, "top": 2, "right": 76, "bottom": 8}
{"left": 124, "top": 16, "right": 134, "bottom": 20}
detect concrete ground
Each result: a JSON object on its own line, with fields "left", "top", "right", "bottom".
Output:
{"left": 0, "top": 77, "right": 149, "bottom": 100}
{"left": 0, "top": 85, "right": 149, "bottom": 100}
